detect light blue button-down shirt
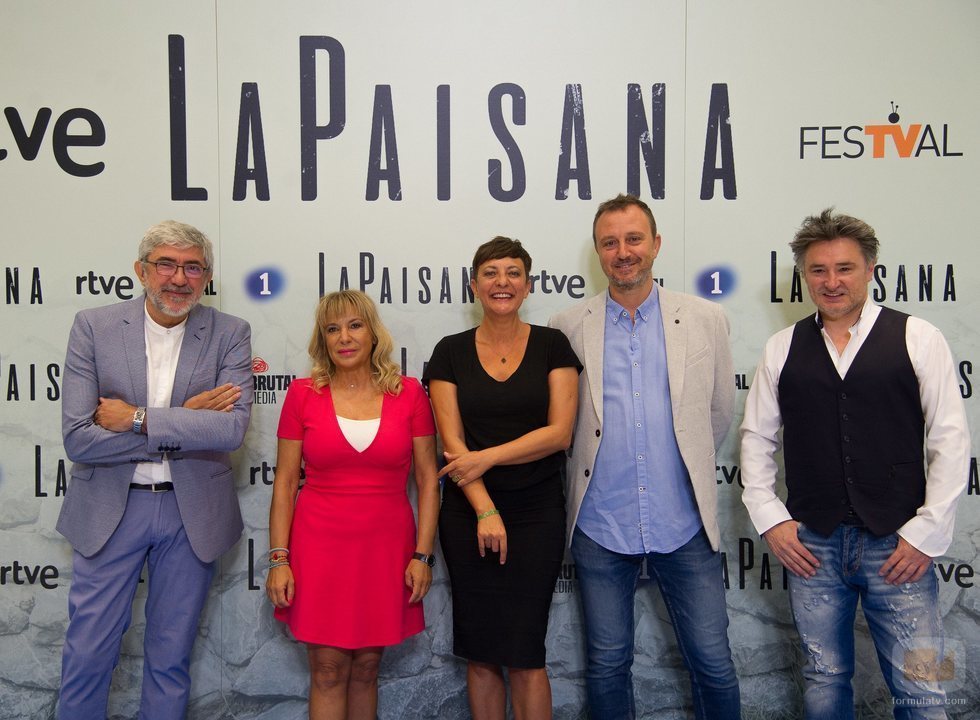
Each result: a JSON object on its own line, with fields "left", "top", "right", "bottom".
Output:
{"left": 576, "top": 287, "right": 702, "bottom": 554}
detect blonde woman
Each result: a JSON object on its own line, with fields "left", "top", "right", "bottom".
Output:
{"left": 267, "top": 290, "right": 439, "bottom": 720}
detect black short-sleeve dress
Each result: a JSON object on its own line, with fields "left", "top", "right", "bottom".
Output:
{"left": 424, "top": 324, "right": 581, "bottom": 668}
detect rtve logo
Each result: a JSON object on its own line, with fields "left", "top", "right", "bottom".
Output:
{"left": 799, "top": 102, "right": 963, "bottom": 159}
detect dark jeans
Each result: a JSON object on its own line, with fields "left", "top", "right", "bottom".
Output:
{"left": 572, "top": 526, "right": 740, "bottom": 719}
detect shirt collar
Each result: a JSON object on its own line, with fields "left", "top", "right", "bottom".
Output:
{"left": 144, "top": 304, "right": 188, "bottom": 336}
{"left": 813, "top": 295, "right": 879, "bottom": 336}
{"left": 605, "top": 284, "right": 659, "bottom": 325}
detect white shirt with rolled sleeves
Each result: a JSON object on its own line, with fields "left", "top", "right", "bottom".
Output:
{"left": 739, "top": 298, "right": 971, "bottom": 557}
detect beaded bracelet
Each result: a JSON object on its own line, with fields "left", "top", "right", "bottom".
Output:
{"left": 269, "top": 560, "right": 290, "bottom": 569}
{"left": 476, "top": 509, "right": 499, "bottom": 520}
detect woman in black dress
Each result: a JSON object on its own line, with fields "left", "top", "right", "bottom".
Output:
{"left": 425, "top": 237, "right": 580, "bottom": 720}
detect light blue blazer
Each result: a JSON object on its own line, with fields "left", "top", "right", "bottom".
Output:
{"left": 57, "top": 296, "right": 253, "bottom": 562}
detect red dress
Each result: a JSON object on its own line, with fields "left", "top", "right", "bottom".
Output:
{"left": 274, "top": 377, "right": 435, "bottom": 648}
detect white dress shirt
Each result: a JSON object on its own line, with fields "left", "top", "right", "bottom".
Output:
{"left": 740, "top": 298, "right": 970, "bottom": 557}
{"left": 131, "top": 308, "right": 186, "bottom": 485}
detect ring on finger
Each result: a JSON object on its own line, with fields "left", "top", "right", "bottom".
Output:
{"left": 451, "top": 474, "right": 462, "bottom": 484}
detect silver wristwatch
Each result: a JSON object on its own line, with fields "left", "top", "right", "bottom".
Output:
{"left": 132, "top": 406, "right": 147, "bottom": 434}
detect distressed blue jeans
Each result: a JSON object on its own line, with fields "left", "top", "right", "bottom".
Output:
{"left": 572, "top": 526, "right": 740, "bottom": 720}
{"left": 790, "top": 524, "right": 947, "bottom": 720}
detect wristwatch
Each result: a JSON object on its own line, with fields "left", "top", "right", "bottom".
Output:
{"left": 132, "top": 406, "right": 147, "bottom": 434}
{"left": 412, "top": 552, "right": 436, "bottom": 567}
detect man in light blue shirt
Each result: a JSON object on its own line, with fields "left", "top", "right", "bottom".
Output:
{"left": 551, "top": 194, "right": 739, "bottom": 719}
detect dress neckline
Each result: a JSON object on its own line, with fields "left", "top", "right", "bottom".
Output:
{"left": 325, "top": 386, "right": 387, "bottom": 454}
{"left": 472, "top": 325, "right": 531, "bottom": 383}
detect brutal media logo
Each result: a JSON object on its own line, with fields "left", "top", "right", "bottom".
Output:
{"left": 252, "top": 357, "right": 295, "bottom": 405}
{"left": 800, "top": 102, "right": 962, "bottom": 159}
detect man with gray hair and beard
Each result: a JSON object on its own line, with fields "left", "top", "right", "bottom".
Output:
{"left": 57, "top": 221, "right": 252, "bottom": 719}
{"left": 740, "top": 209, "right": 970, "bottom": 719}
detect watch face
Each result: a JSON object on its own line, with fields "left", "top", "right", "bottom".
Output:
{"left": 414, "top": 552, "right": 435, "bottom": 567}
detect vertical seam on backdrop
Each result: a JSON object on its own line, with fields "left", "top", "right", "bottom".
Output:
{"left": 211, "top": 0, "right": 225, "bottom": 705}
{"left": 682, "top": 0, "right": 689, "bottom": 284}
{"left": 213, "top": 0, "right": 223, "bottom": 314}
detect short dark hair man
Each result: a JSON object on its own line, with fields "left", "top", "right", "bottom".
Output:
{"left": 57, "top": 220, "right": 253, "bottom": 719}
{"left": 740, "top": 209, "right": 970, "bottom": 718}
{"left": 550, "top": 194, "right": 740, "bottom": 719}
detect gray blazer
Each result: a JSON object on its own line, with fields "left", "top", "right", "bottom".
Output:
{"left": 57, "top": 296, "right": 253, "bottom": 562}
{"left": 549, "top": 287, "right": 734, "bottom": 551}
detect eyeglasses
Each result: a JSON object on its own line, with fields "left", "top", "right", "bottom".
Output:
{"left": 143, "top": 260, "right": 209, "bottom": 279}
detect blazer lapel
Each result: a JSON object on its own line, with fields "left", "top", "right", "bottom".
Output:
{"left": 583, "top": 293, "right": 606, "bottom": 424}
{"left": 171, "top": 305, "right": 208, "bottom": 406}
{"left": 659, "top": 287, "right": 686, "bottom": 409}
{"left": 122, "top": 298, "right": 148, "bottom": 405}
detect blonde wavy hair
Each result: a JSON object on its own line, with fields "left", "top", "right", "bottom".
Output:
{"left": 308, "top": 290, "right": 403, "bottom": 395}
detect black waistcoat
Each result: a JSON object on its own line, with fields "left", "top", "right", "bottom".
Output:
{"left": 778, "top": 307, "right": 925, "bottom": 537}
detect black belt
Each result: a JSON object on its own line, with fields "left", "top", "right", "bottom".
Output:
{"left": 129, "top": 482, "right": 174, "bottom": 493}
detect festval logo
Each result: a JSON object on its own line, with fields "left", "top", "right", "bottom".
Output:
{"left": 799, "top": 101, "right": 963, "bottom": 160}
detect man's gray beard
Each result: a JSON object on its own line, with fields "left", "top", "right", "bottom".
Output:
{"left": 145, "top": 287, "right": 199, "bottom": 318}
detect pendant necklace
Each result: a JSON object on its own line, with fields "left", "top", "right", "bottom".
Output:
{"left": 482, "top": 328, "right": 522, "bottom": 364}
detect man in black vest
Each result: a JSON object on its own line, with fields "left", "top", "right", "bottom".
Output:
{"left": 740, "top": 209, "right": 970, "bottom": 719}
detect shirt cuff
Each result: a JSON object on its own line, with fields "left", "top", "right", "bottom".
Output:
{"left": 897, "top": 515, "right": 954, "bottom": 558}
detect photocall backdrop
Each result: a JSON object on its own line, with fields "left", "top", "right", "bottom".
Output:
{"left": 1, "top": 2, "right": 976, "bottom": 718}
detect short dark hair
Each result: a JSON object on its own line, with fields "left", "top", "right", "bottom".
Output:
{"left": 471, "top": 236, "right": 532, "bottom": 277}
{"left": 790, "top": 209, "right": 879, "bottom": 270}
{"left": 592, "top": 194, "right": 657, "bottom": 244}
